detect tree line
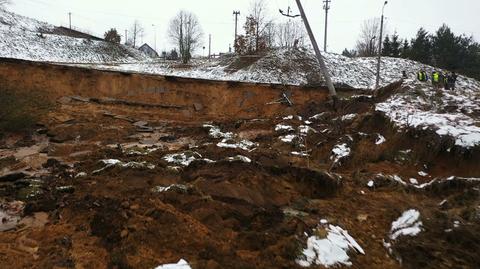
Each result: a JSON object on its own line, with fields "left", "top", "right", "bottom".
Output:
{"left": 344, "top": 22, "right": 480, "bottom": 80}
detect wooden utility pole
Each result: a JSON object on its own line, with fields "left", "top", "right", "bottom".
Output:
{"left": 323, "top": 0, "right": 331, "bottom": 52}
{"left": 68, "top": 12, "right": 72, "bottom": 29}
{"left": 233, "top": 11, "right": 240, "bottom": 51}
{"left": 295, "top": 0, "right": 337, "bottom": 99}
{"left": 376, "top": 1, "right": 388, "bottom": 89}
{"left": 125, "top": 30, "right": 128, "bottom": 45}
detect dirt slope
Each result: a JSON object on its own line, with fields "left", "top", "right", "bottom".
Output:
{"left": 1, "top": 82, "right": 479, "bottom": 268}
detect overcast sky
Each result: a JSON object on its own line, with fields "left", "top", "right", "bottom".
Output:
{"left": 7, "top": 0, "right": 480, "bottom": 54}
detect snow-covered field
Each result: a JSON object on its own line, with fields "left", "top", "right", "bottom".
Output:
{"left": 0, "top": 8, "right": 148, "bottom": 63}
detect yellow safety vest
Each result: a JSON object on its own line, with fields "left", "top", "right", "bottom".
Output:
{"left": 433, "top": 73, "right": 439, "bottom": 82}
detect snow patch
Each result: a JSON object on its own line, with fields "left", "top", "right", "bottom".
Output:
{"left": 331, "top": 143, "right": 351, "bottom": 164}
{"left": 226, "top": 155, "right": 252, "bottom": 163}
{"left": 154, "top": 259, "right": 192, "bottom": 269}
{"left": 275, "top": 124, "right": 295, "bottom": 132}
{"left": 93, "top": 159, "right": 155, "bottom": 174}
{"left": 163, "top": 152, "right": 203, "bottom": 167}
{"left": 390, "top": 209, "right": 423, "bottom": 240}
{"left": 375, "top": 134, "right": 386, "bottom": 145}
{"left": 297, "top": 224, "right": 365, "bottom": 267}
{"left": 217, "top": 138, "right": 257, "bottom": 151}
{"left": 279, "top": 134, "right": 297, "bottom": 143}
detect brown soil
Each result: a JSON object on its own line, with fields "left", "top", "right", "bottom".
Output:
{"left": 0, "top": 62, "right": 479, "bottom": 269}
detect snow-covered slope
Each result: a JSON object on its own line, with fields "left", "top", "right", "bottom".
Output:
{"left": 76, "top": 48, "right": 479, "bottom": 91}
{"left": 377, "top": 78, "right": 480, "bottom": 148}
{"left": 0, "top": 8, "right": 148, "bottom": 63}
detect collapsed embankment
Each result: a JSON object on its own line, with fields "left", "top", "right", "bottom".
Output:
{"left": 0, "top": 58, "right": 351, "bottom": 120}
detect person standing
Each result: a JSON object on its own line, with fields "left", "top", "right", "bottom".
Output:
{"left": 448, "top": 72, "right": 458, "bottom": 90}
{"left": 432, "top": 71, "right": 440, "bottom": 88}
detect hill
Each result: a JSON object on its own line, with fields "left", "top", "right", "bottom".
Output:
{"left": 0, "top": 8, "right": 148, "bottom": 63}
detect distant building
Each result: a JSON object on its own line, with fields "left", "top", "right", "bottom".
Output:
{"left": 138, "top": 43, "right": 159, "bottom": 58}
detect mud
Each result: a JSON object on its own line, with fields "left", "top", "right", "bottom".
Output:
{"left": 0, "top": 64, "right": 479, "bottom": 269}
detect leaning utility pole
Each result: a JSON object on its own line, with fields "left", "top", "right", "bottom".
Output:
{"left": 375, "top": 1, "right": 388, "bottom": 89}
{"left": 323, "top": 0, "right": 331, "bottom": 52}
{"left": 295, "top": 0, "right": 337, "bottom": 99}
{"left": 68, "top": 12, "right": 72, "bottom": 29}
{"left": 233, "top": 11, "right": 240, "bottom": 51}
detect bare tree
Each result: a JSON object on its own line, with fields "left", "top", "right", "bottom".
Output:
{"left": 276, "top": 19, "right": 306, "bottom": 48}
{"left": 168, "top": 10, "right": 203, "bottom": 64}
{"left": 355, "top": 18, "right": 386, "bottom": 57}
{"left": 129, "top": 20, "right": 144, "bottom": 48}
{"left": 249, "top": 0, "right": 273, "bottom": 51}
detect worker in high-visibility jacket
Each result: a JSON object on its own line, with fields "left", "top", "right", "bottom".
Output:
{"left": 417, "top": 70, "right": 428, "bottom": 82}
{"left": 417, "top": 71, "right": 424, "bottom": 81}
{"left": 432, "top": 71, "right": 440, "bottom": 88}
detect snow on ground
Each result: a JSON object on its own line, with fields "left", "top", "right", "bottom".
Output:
{"left": 226, "top": 155, "right": 252, "bottom": 163}
{"left": 0, "top": 8, "right": 148, "bottom": 63}
{"left": 389, "top": 209, "right": 423, "bottom": 240}
{"left": 331, "top": 143, "right": 351, "bottom": 164}
{"left": 297, "top": 223, "right": 365, "bottom": 267}
{"left": 275, "top": 124, "right": 295, "bottom": 132}
{"left": 217, "top": 138, "right": 257, "bottom": 151}
{"left": 204, "top": 124, "right": 258, "bottom": 151}
{"left": 163, "top": 152, "right": 203, "bottom": 167}
{"left": 376, "top": 78, "right": 480, "bottom": 148}
{"left": 375, "top": 134, "right": 386, "bottom": 145}
{"left": 154, "top": 259, "right": 192, "bottom": 269}
{"left": 92, "top": 159, "right": 156, "bottom": 174}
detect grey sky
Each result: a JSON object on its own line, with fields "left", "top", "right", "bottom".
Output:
{"left": 8, "top": 0, "right": 480, "bottom": 54}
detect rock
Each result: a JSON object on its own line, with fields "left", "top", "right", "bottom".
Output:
{"left": 193, "top": 103, "right": 204, "bottom": 111}
{"left": 70, "top": 96, "right": 90, "bottom": 102}
{"left": 133, "top": 121, "right": 149, "bottom": 127}
{"left": 57, "top": 97, "right": 72, "bottom": 104}
{"left": 136, "top": 126, "right": 154, "bottom": 133}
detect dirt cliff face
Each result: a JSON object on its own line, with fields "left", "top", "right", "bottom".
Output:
{"left": 0, "top": 58, "right": 333, "bottom": 120}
